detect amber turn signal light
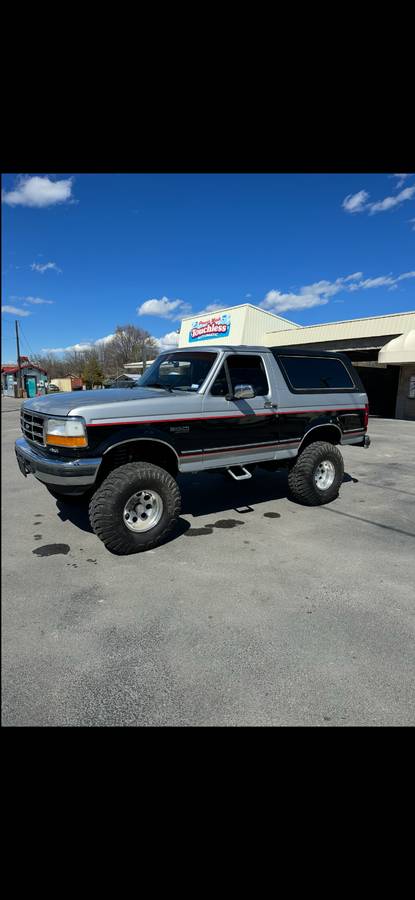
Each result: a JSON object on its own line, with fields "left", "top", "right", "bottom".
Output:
{"left": 45, "top": 434, "right": 88, "bottom": 448}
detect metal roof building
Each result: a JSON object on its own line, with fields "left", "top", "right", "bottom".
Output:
{"left": 178, "top": 304, "right": 415, "bottom": 420}
{"left": 179, "top": 304, "right": 298, "bottom": 348}
{"left": 264, "top": 310, "right": 415, "bottom": 350}
{"left": 264, "top": 311, "right": 415, "bottom": 420}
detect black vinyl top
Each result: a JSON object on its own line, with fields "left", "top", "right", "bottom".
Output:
{"left": 269, "top": 346, "right": 352, "bottom": 361}
{"left": 162, "top": 345, "right": 273, "bottom": 354}
{"left": 167, "top": 344, "right": 352, "bottom": 357}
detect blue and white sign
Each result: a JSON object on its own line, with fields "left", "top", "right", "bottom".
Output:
{"left": 189, "top": 313, "right": 231, "bottom": 342}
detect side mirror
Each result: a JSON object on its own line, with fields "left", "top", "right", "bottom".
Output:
{"left": 233, "top": 384, "right": 255, "bottom": 400}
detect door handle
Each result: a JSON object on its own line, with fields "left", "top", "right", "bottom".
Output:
{"left": 263, "top": 401, "right": 278, "bottom": 409}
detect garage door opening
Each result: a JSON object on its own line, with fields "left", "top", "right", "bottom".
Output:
{"left": 352, "top": 364, "right": 400, "bottom": 417}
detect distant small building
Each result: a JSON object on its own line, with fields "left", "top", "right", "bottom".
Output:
{"left": 104, "top": 374, "right": 142, "bottom": 389}
{"left": 124, "top": 360, "right": 156, "bottom": 373}
{"left": 1, "top": 357, "right": 48, "bottom": 398}
{"left": 50, "top": 374, "right": 83, "bottom": 392}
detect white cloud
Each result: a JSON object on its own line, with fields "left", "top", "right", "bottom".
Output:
{"left": 342, "top": 181, "right": 415, "bottom": 217}
{"left": 41, "top": 333, "right": 117, "bottom": 355}
{"left": 350, "top": 271, "right": 415, "bottom": 291}
{"left": 397, "top": 270, "right": 415, "bottom": 280}
{"left": 156, "top": 330, "right": 180, "bottom": 352}
{"left": 342, "top": 190, "right": 370, "bottom": 213}
{"left": 390, "top": 174, "right": 412, "bottom": 189}
{"left": 194, "top": 303, "right": 224, "bottom": 316}
{"left": 262, "top": 290, "right": 331, "bottom": 313}
{"left": 20, "top": 296, "right": 54, "bottom": 305}
{"left": 369, "top": 185, "right": 415, "bottom": 214}
{"left": 31, "top": 261, "right": 62, "bottom": 274}
{"left": 41, "top": 347, "right": 66, "bottom": 354}
{"left": 42, "top": 342, "right": 93, "bottom": 354}
{"left": 2, "top": 175, "right": 74, "bottom": 208}
{"left": 261, "top": 276, "right": 349, "bottom": 313}
{"left": 261, "top": 270, "right": 415, "bottom": 313}
{"left": 95, "top": 333, "right": 116, "bottom": 345}
{"left": 70, "top": 343, "right": 95, "bottom": 352}
{"left": 409, "top": 218, "right": 415, "bottom": 231}
{"left": 2, "top": 305, "right": 31, "bottom": 316}
{"left": 354, "top": 275, "right": 396, "bottom": 290}
{"left": 137, "top": 296, "right": 192, "bottom": 319}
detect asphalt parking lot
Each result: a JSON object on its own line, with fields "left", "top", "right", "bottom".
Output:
{"left": 2, "top": 396, "right": 415, "bottom": 727}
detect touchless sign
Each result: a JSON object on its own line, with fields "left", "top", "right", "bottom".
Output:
{"left": 189, "top": 313, "right": 231, "bottom": 342}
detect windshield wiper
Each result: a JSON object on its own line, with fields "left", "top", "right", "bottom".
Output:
{"left": 145, "top": 382, "right": 174, "bottom": 393}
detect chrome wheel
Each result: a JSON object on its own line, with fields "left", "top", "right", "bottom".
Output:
{"left": 123, "top": 489, "right": 164, "bottom": 533}
{"left": 313, "top": 460, "right": 336, "bottom": 491}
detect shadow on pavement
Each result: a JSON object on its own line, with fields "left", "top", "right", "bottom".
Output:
{"left": 53, "top": 468, "right": 359, "bottom": 536}
{"left": 56, "top": 499, "right": 93, "bottom": 533}
{"left": 55, "top": 496, "right": 191, "bottom": 546}
{"left": 178, "top": 468, "right": 290, "bottom": 518}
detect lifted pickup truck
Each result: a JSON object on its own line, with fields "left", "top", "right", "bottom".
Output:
{"left": 15, "top": 345, "right": 370, "bottom": 554}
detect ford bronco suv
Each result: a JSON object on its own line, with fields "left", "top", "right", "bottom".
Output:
{"left": 15, "top": 345, "right": 370, "bottom": 554}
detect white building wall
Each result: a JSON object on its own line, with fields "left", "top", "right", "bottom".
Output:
{"left": 179, "top": 304, "right": 297, "bottom": 348}
{"left": 241, "top": 306, "right": 298, "bottom": 344}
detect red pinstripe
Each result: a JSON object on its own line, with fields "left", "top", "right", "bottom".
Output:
{"left": 87, "top": 407, "right": 366, "bottom": 427}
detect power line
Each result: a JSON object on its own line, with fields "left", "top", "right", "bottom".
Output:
{"left": 17, "top": 321, "right": 37, "bottom": 360}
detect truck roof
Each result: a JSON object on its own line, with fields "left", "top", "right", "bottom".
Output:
{"left": 170, "top": 345, "right": 347, "bottom": 356}
{"left": 169, "top": 345, "right": 273, "bottom": 353}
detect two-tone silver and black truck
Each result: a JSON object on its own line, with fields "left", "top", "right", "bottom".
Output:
{"left": 15, "top": 345, "right": 370, "bottom": 554}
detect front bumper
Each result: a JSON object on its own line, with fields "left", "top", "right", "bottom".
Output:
{"left": 15, "top": 437, "right": 101, "bottom": 494}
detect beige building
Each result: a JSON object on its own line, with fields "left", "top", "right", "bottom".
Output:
{"left": 179, "top": 304, "right": 298, "bottom": 349}
{"left": 50, "top": 375, "right": 83, "bottom": 392}
{"left": 124, "top": 360, "right": 156, "bottom": 373}
{"left": 178, "top": 304, "right": 415, "bottom": 420}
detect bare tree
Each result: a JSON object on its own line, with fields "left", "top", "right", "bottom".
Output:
{"left": 64, "top": 350, "right": 88, "bottom": 378}
{"left": 33, "top": 325, "right": 159, "bottom": 384}
{"left": 109, "top": 325, "right": 158, "bottom": 371}
{"left": 31, "top": 354, "right": 67, "bottom": 379}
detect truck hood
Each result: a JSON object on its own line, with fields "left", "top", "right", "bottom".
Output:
{"left": 23, "top": 387, "right": 176, "bottom": 417}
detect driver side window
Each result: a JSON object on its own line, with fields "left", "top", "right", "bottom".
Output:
{"left": 210, "top": 355, "right": 269, "bottom": 397}
{"left": 210, "top": 364, "right": 228, "bottom": 396}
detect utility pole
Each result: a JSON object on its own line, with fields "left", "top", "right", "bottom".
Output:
{"left": 15, "top": 320, "right": 22, "bottom": 398}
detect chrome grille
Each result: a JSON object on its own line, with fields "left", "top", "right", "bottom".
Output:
{"left": 21, "top": 410, "right": 45, "bottom": 445}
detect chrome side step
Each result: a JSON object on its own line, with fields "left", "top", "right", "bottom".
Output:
{"left": 227, "top": 466, "right": 252, "bottom": 481}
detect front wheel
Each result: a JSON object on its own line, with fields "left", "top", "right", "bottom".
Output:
{"left": 288, "top": 441, "right": 344, "bottom": 506}
{"left": 89, "top": 462, "right": 181, "bottom": 555}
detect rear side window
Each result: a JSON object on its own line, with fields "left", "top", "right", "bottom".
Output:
{"left": 275, "top": 354, "right": 355, "bottom": 392}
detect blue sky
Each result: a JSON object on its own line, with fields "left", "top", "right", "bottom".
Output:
{"left": 2, "top": 172, "right": 414, "bottom": 362}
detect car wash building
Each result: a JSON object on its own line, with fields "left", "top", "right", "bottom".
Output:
{"left": 179, "top": 304, "right": 300, "bottom": 348}
{"left": 178, "top": 305, "right": 415, "bottom": 420}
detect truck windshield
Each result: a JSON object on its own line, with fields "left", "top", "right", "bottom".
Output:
{"left": 140, "top": 351, "right": 217, "bottom": 392}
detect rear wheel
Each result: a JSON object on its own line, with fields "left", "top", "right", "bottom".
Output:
{"left": 288, "top": 441, "right": 344, "bottom": 506}
{"left": 89, "top": 461, "right": 181, "bottom": 554}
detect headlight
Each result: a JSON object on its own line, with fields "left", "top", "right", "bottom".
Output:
{"left": 45, "top": 417, "right": 88, "bottom": 448}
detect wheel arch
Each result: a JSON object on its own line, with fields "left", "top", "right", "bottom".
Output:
{"left": 96, "top": 437, "right": 179, "bottom": 484}
{"left": 298, "top": 422, "right": 342, "bottom": 454}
